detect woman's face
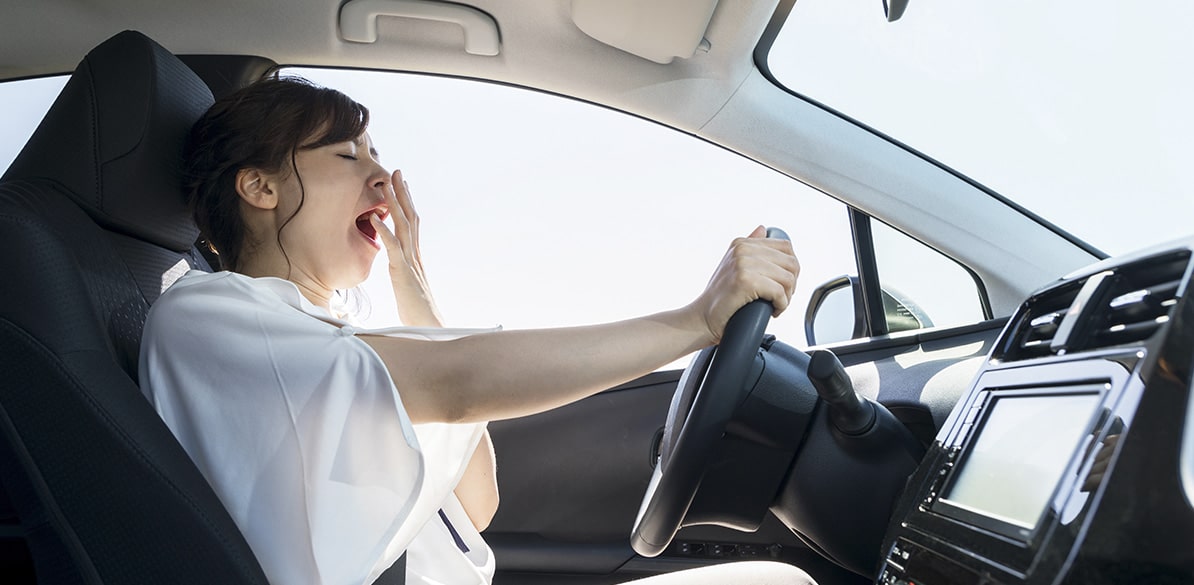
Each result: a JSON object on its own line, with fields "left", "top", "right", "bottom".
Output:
{"left": 272, "top": 131, "right": 391, "bottom": 293}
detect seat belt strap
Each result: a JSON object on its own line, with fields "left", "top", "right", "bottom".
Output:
{"left": 438, "top": 509, "right": 470, "bottom": 553}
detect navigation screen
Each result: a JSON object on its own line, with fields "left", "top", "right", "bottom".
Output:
{"left": 940, "top": 391, "right": 1100, "bottom": 531}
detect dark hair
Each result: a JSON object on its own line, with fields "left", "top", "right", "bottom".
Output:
{"left": 183, "top": 76, "right": 369, "bottom": 271}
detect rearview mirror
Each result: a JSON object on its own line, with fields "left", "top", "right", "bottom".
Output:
{"left": 883, "top": 0, "right": 909, "bottom": 22}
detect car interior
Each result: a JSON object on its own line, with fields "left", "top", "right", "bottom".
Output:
{"left": 0, "top": 2, "right": 1192, "bottom": 585}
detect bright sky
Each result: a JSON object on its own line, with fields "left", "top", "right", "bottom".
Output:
{"left": 292, "top": 67, "right": 856, "bottom": 344}
{"left": 768, "top": 0, "right": 1194, "bottom": 257}
{"left": 2, "top": 0, "right": 1189, "bottom": 348}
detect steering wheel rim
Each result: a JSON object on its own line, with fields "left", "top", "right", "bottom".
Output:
{"left": 630, "top": 228, "right": 788, "bottom": 557}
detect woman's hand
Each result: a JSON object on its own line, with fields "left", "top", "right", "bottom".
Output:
{"left": 370, "top": 170, "right": 444, "bottom": 327}
{"left": 687, "top": 226, "right": 800, "bottom": 345}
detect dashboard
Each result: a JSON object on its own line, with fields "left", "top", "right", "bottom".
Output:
{"left": 878, "top": 241, "right": 1194, "bottom": 584}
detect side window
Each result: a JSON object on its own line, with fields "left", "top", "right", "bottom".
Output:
{"left": 871, "top": 220, "right": 987, "bottom": 333}
{"left": 0, "top": 76, "right": 69, "bottom": 175}
{"left": 291, "top": 68, "right": 856, "bottom": 353}
{"left": 805, "top": 215, "right": 988, "bottom": 345}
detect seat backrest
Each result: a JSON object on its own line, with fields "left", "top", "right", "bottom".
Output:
{"left": 0, "top": 30, "right": 268, "bottom": 584}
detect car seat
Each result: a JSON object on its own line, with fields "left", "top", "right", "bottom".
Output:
{"left": 0, "top": 30, "right": 269, "bottom": 583}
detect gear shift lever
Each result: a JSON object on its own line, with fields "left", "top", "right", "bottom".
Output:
{"left": 807, "top": 349, "right": 875, "bottom": 435}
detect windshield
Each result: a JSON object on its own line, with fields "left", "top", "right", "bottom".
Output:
{"left": 766, "top": 0, "right": 1193, "bottom": 256}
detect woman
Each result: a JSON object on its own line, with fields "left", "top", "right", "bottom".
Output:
{"left": 139, "top": 77, "right": 811, "bottom": 585}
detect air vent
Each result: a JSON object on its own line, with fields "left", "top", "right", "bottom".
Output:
{"left": 997, "top": 249, "right": 1191, "bottom": 363}
{"left": 998, "top": 280, "right": 1084, "bottom": 361}
{"left": 1084, "top": 251, "right": 1190, "bottom": 349}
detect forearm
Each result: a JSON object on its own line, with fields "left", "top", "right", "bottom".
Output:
{"left": 455, "top": 429, "right": 498, "bottom": 531}
{"left": 362, "top": 306, "right": 710, "bottom": 423}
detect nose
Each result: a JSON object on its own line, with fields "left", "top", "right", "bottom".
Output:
{"left": 368, "top": 163, "right": 391, "bottom": 196}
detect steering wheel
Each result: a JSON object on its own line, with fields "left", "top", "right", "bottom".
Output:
{"left": 630, "top": 227, "right": 789, "bottom": 557}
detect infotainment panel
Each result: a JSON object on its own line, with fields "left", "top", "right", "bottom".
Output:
{"left": 878, "top": 246, "right": 1192, "bottom": 585}
{"left": 932, "top": 387, "right": 1102, "bottom": 541}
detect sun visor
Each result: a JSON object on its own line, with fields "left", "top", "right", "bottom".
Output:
{"left": 571, "top": 0, "right": 719, "bottom": 65}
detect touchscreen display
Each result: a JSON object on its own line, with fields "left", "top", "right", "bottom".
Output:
{"left": 941, "top": 392, "right": 1100, "bottom": 530}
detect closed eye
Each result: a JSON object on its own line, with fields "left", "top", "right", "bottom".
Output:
{"left": 338, "top": 153, "right": 358, "bottom": 161}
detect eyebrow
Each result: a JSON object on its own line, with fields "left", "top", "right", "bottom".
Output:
{"left": 354, "top": 137, "right": 381, "bottom": 161}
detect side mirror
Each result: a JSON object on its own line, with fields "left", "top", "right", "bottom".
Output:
{"left": 805, "top": 275, "right": 933, "bottom": 345}
{"left": 804, "top": 275, "right": 866, "bottom": 346}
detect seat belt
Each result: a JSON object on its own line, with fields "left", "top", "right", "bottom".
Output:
{"left": 373, "top": 553, "right": 406, "bottom": 585}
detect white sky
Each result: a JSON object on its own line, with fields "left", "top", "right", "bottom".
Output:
{"left": 294, "top": 67, "right": 856, "bottom": 345}
{"left": 769, "top": 0, "right": 1194, "bottom": 257}
{"left": 2, "top": 1, "right": 1189, "bottom": 350}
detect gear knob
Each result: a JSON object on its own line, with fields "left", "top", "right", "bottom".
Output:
{"left": 807, "top": 349, "right": 875, "bottom": 435}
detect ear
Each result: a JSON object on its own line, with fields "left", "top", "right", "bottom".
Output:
{"left": 235, "top": 168, "right": 278, "bottom": 210}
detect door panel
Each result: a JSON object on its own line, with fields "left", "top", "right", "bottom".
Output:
{"left": 487, "top": 371, "right": 677, "bottom": 543}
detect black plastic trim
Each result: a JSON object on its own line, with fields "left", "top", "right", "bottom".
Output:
{"left": 0, "top": 72, "right": 70, "bottom": 84}
{"left": 817, "top": 318, "right": 1009, "bottom": 357}
{"left": 850, "top": 208, "right": 888, "bottom": 337}
{"left": 753, "top": 0, "right": 797, "bottom": 83}
{"left": 604, "top": 370, "right": 683, "bottom": 393}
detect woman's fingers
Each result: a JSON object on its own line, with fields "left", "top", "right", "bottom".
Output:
{"left": 390, "top": 170, "right": 422, "bottom": 260}
{"left": 383, "top": 176, "right": 412, "bottom": 245}
{"left": 698, "top": 228, "right": 801, "bottom": 342}
{"left": 728, "top": 234, "right": 800, "bottom": 310}
{"left": 375, "top": 170, "right": 428, "bottom": 269}
{"left": 371, "top": 213, "right": 404, "bottom": 257}
{"left": 375, "top": 172, "right": 443, "bottom": 326}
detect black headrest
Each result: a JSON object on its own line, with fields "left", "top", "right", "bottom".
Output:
{"left": 2, "top": 30, "right": 213, "bottom": 251}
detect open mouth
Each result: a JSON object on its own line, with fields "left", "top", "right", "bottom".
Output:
{"left": 354, "top": 209, "right": 387, "bottom": 248}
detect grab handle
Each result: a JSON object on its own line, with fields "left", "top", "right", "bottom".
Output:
{"left": 340, "top": 0, "right": 501, "bottom": 56}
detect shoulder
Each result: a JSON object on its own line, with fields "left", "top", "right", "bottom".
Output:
{"left": 141, "top": 271, "right": 385, "bottom": 390}
{"left": 148, "top": 270, "right": 313, "bottom": 323}
{"left": 143, "top": 270, "right": 320, "bottom": 350}
{"left": 155, "top": 270, "right": 267, "bottom": 310}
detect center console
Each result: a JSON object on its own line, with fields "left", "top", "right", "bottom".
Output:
{"left": 877, "top": 246, "right": 1194, "bottom": 585}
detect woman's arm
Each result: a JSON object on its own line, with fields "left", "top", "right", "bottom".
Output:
{"left": 455, "top": 429, "right": 499, "bottom": 531}
{"left": 361, "top": 227, "right": 799, "bottom": 424}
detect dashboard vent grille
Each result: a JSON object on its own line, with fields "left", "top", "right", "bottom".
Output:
{"left": 1084, "top": 252, "right": 1190, "bottom": 349}
{"left": 1000, "top": 281, "right": 1084, "bottom": 361}
{"left": 998, "top": 250, "right": 1191, "bottom": 362}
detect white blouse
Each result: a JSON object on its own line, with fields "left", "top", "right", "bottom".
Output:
{"left": 139, "top": 270, "right": 496, "bottom": 585}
